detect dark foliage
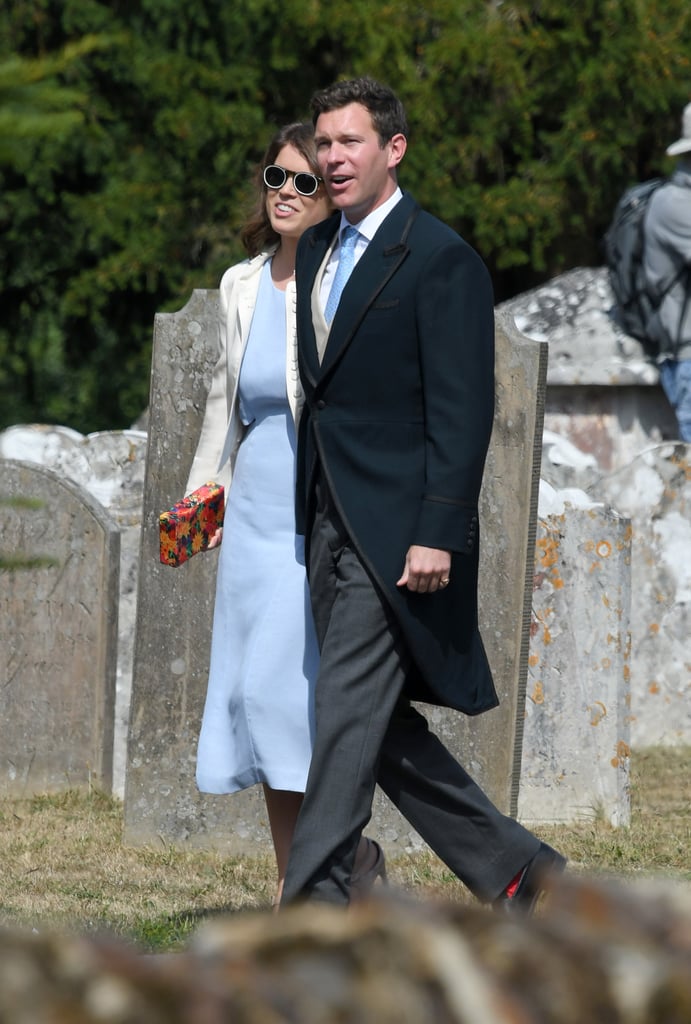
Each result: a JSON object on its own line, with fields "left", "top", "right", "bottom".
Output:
{"left": 1, "top": 0, "right": 689, "bottom": 431}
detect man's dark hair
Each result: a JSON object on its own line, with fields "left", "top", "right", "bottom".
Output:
{"left": 310, "top": 76, "right": 408, "bottom": 146}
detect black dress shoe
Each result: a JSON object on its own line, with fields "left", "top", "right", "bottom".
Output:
{"left": 494, "top": 841, "right": 567, "bottom": 917}
{"left": 351, "top": 839, "right": 387, "bottom": 901}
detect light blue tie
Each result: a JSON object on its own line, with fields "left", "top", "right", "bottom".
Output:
{"left": 324, "top": 225, "right": 359, "bottom": 324}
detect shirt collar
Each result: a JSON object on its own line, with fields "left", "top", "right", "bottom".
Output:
{"left": 337, "top": 187, "right": 403, "bottom": 243}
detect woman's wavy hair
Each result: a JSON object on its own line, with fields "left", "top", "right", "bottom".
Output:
{"left": 241, "top": 122, "right": 322, "bottom": 257}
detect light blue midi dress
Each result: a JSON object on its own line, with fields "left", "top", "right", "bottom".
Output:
{"left": 196, "top": 261, "right": 318, "bottom": 794}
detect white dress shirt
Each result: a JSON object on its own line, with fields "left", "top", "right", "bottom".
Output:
{"left": 319, "top": 188, "right": 403, "bottom": 309}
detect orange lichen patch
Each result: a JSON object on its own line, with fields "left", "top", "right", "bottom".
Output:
{"left": 589, "top": 701, "right": 607, "bottom": 726}
{"left": 535, "top": 533, "right": 565, "bottom": 589}
{"left": 649, "top": 681, "right": 661, "bottom": 695}
{"left": 536, "top": 535, "right": 560, "bottom": 568}
{"left": 602, "top": 595, "right": 611, "bottom": 608}
{"left": 530, "top": 681, "right": 544, "bottom": 705}
{"left": 649, "top": 622, "right": 660, "bottom": 634}
{"left": 623, "top": 664, "right": 630, "bottom": 682}
{"left": 610, "top": 739, "right": 631, "bottom": 768}
{"left": 529, "top": 653, "right": 540, "bottom": 667}
{"left": 670, "top": 452, "right": 691, "bottom": 479}
{"left": 532, "top": 608, "right": 554, "bottom": 645}
{"left": 596, "top": 540, "right": 612, "bottom": 559}
{"left": 601, "top": 657, "right": 611, "bottom": 670}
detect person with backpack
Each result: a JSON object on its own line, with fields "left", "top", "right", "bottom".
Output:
{"left": 641, "top": 102, "right": 691, "bottom": 441}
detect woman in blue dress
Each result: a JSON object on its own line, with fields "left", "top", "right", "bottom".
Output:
{"left": 186, "top": 124, "right": 385, "bottom": 905}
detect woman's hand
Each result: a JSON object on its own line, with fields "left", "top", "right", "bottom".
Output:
{"left": 208, "top": 526, "right": 224, "bottom": 549}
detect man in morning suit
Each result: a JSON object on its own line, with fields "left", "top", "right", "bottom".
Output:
{"left": 281, "top": 76, "right": 565, "bottom": 912}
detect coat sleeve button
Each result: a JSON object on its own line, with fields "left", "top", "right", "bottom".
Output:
{"left": 316, "top": 399, "right": 326, "bottom": 410}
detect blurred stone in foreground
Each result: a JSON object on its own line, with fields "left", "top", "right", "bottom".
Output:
{"left": 1, "top": 875, "right": 691, "bottom": 1023}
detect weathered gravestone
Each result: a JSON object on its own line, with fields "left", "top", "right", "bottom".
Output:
{"left": 595, "top": 442, "right": 691, "bottom": 747}
{"left": 0, "top": 460, "right": 119, "bottom": 795}
{"left": 0, "top": 425, "right": 148, "bottom": 797}
{"left": 499, "top": 267, "right": 678, "bottom": 471}
{"left": 537, "top": 432, "right": 691, "bottom": 749}
{"left": 124, "top": 295, "right": 547, "bottom": 852}
{"left": 519, "top": 504, "right": 632, "bottom": 826}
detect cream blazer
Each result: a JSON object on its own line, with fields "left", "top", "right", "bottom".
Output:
{"left": 186, "top": 250, "right": 301, "bottom": 495}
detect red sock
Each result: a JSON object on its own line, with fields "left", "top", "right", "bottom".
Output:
{"left": 505, "top": 867, "right": 524, "bottom": 899}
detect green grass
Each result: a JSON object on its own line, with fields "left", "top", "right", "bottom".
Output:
{"left": 0, "top": 747, "right": 689, "bottom": 951}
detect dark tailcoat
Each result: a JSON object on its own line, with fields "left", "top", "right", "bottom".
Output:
{"left": 295, "top": 192, "right": 498, "bottom": 715}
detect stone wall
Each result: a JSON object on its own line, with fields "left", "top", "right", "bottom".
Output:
{"left": 1, "top": 874, "right": 690, "bottom": 1022}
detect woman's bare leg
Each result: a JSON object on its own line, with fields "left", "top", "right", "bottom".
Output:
{"left": 263, "top": 785, "right": 376, "bottom": 908}
{"left": 262, "top": 785, "right": 304, "bottom": 907}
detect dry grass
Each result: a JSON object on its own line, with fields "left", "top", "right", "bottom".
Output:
{"left": 0, "top": 747, "right": 689, "bottom": 951}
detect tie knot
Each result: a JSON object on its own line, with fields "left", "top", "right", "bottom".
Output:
{"left": 340, "top": 225, "right": 359, "bottom": 251}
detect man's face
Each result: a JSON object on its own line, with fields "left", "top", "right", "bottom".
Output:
{"left": 314, "top": 102, "right": 406, "bottom": 224}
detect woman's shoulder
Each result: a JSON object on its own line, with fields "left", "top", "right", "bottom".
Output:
{"left": 219, "top": 251, "right": 273, "bottom": 292}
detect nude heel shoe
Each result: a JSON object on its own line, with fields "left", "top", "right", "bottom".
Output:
{"left": 351, "top": 839, "right": 387, "bottom": 900}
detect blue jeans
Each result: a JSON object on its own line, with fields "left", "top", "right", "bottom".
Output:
{"left": 659, "top": 358, "right": 691, "bottom": 442}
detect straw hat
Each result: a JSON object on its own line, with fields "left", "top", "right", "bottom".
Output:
{"left": 666, "top": 102, "right": 691, "bottom": 156}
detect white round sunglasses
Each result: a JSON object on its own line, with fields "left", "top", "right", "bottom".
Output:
{"left": 263, "top": 164, "right": 323, "bottom": 197}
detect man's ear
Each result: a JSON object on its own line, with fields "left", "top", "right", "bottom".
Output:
{"left": 388, "top": 133, "right": 407, "bottom": 169}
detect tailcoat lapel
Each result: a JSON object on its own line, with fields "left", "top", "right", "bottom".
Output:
{"left": 297, "top": 195, "right": 419, "bottom": 386}
{"left": 297, "top": 213, "right": 339, "bottom": 389}
{"left": 320, "top": 195, "right": 418, "bottom": 378}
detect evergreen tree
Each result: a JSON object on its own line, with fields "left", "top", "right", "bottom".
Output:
{"left": 1, "top": 0, "right": 689, "bottom": 432}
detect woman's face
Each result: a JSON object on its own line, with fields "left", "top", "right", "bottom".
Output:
{"left": 265, "top": 143, "right": 331, "bottom": 242}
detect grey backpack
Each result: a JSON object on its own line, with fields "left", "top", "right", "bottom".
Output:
{"left": 605, "top": 177, "right": 689, "bottom": 356}
{"left": 604, "top": 178, "right": 664, "bottom": 353}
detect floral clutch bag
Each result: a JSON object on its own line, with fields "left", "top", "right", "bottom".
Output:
{"left": 159, "top": 482, "right": 225, "bottom": 567}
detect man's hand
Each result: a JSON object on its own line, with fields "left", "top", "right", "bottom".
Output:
{"left": 396, "top": 545, "right": 451, "bottom": 593}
